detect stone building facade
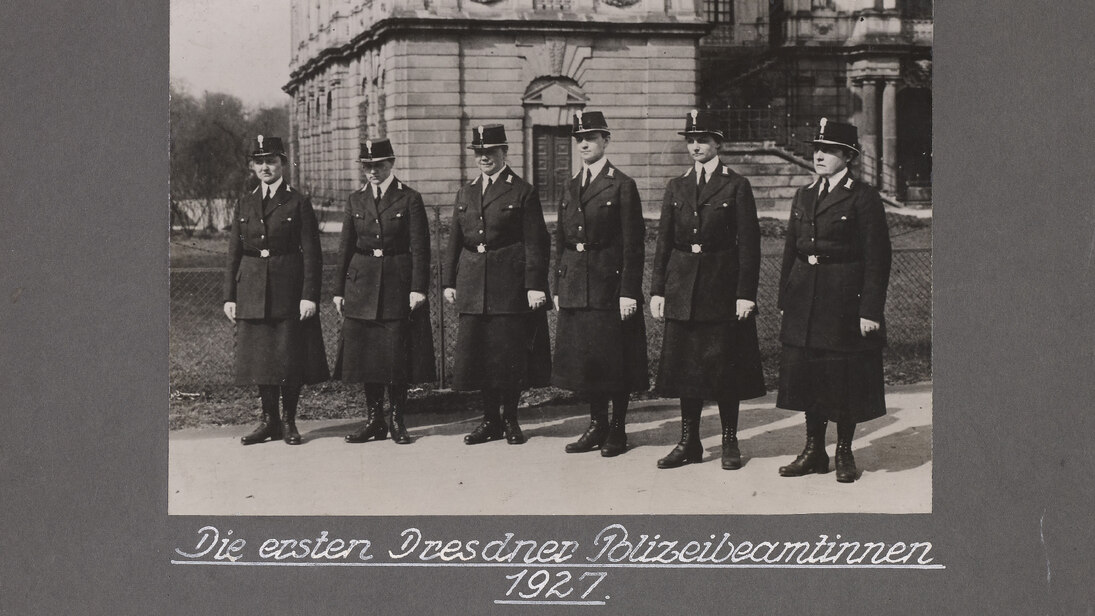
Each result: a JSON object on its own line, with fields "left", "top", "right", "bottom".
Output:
{"left": 285, "top": 0, "right": 931, "bottom": 210}
{"left": 285, "top": 0, "right": 708, "bottom": 212}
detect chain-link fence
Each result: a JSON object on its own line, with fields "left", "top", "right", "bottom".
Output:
{"left": 171, "top": 230, "right": 930, "bottom": 396}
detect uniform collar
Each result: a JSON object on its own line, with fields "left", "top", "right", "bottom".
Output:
{"left": 582, "top": 157, "right": 609, "bottom": 181}
{"left": 818, "top": 167, "right": 849, "bottom": 193}
{"left": 482, "top": 165, "right": 508, "bottom": 187}
{"left": 261, "top": 177, "right": 284, "bottom": 198}
{"left": 695, "top": 156, "right": 720, "bottom": 181}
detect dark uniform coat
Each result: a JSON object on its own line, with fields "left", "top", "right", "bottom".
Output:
{"left": 551, "top": 162, "right": 649, "bottom": 393}
{"left": 224, "top": 181, "right": 329, "bottom": 385}
{"left": 443, "top": 166, "right": 552, "bottom": 389}
{"left": 776, "top": 173, "right": 892, "bottom": 422}
{"left": 651, "top": 162, "right": 765, "bottom": 400}
{"left": 777, "top": 174, "right": 892, "bottom": 353}
{"left": 332, "top": 179, "right": 436, "bottom": 384}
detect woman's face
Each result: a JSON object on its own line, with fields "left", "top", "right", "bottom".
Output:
{"left": 362, "top": 160, "right": 394, "bottom": 185}
{"left": 575, "top": 132, "right": 609, "bottom": 165}
{"left": 685, "top": 135, "right": 720, "bottom": 164}
{"left": 813, "top": 145, "right": 852, "bottom": 178}
{"left": 251, "top": 155, "right": 284, "bottom": 184}
{"left": 475, "top": 146, "right": 506, "bottom": 176}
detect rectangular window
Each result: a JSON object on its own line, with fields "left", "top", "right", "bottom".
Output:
{"left": 705, "top": 0, "right": 733, "bottom": 24}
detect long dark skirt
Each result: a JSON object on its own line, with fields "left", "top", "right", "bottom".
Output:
{"left": 654, "top": 316, "right": 766, "bottom": 400}
{"left": 552, "top": 308, "right": 648, "bottom": 393}
{"left": 452, "top": 310, "right": 551, "bottom": 391}
{"left": 333, "top": 306, "right": 437, "bottom": 385}
{"left": 234, "top": 316, "right": 329, "bottom": 386}
{"left": 776, "top": 345, "right": 886, "bottom": 424}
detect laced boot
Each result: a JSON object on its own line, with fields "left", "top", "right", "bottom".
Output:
{"left": 657, "top": 418, "right": 703, "bottom": 468}
{"left": 388, "top": 386, "right": 411, "bottom": 445}
{"left": 600, "top": 396, "right": 629, "bottom": 458}
{"left": 241, "top": 386, "right": 283, "bottom": 445}
{"left": 835, "top": 423, "right": 858, "bottom": 483}
{"left": 501, "top": 394, "right": 526, "bottom": 445}
{"left": 465, "top": 391, "right": 504, "bottom": 445}
{"left": 779, "top": 416, "right": 830, "bottom": 476}
{"left": 281, "top": 385, "right": 302, "bottom": 445}
{"left": 721, "top": 426, "right": 742, "bottom": 470}
{"left": 345, "top": 388, "right": 388, "bottom": 443}
{"left": 566, "top": 399, "right": 609, "bottom": 453}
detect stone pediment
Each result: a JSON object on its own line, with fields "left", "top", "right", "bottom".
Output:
{"left": 522, "top": 79, "right": 588, "bottom": 107}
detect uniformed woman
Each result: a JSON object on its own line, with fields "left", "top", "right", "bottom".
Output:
{"left": 224, "top": 135, "right": 329, "bottom": 446}
{"left": 552, "top": 111, "right": 648, "bottom": 457}
{"left": 649, "top": 110, "right": 766, "bottom": 469}
{"left": 332, "top": 138, "right": 436, "bottom": 445}
{"left": 443, "top": 124, "right": 552, "bottom": 445}
{"left": 776, "top": 118, "right": 892, "bottom": 483}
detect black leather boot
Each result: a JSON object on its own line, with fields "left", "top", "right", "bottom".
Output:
{"left": 501, "top": 390, "right": 526, "bottom": 445}
{"left": 600, "top": 394, "right": 629, "bottom": 458}
{"left": 566, "top": 396, "right": 609, "bottom": 453}
{"left": 718, "top": 399, "right": 741, "bottom": 470}
{"left": 388, "top": 385, "right": 411, "bottom": 445}
{"left": 346, "top": 385, "right": 388, "bottom": 443}
{"left": 241, "top": 386, "right": 283, "bottom": 445}
{"left": 281, "top": 384, "right": 302, "bottom": 445}
{"left": 779, "top": 415, "right": 830, "bottom": 476}
{"left": 465, "top": 390, "right": 504, "bottom": 445}
{"left": 834, "top": 422, "right": 857, "bottom": 483}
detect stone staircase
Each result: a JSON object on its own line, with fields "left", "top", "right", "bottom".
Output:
{"left": 721, "top": 142, "right": 816, "bottom": 215}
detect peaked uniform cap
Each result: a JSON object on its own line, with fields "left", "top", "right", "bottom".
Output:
{"left": 250, "top": 135, "right": 286, "bottom": 158}
{"left": 807, "top": 118, "right": 860, "bottom": 154}
{"left": 358, "top": 138, "right": 396, "bottom": 162}
{"left": 468, "top": 124, "right": 508, "bottom": 150}
{"left": 677, "top": 109, "right": 725, "bottom": 140}
{"left": 571, "top": 110, "right": 611, "bottom": 136}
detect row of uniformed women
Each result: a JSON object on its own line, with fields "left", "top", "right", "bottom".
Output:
{"left": 224, "top": 111, "right": 891, "bottom": 483}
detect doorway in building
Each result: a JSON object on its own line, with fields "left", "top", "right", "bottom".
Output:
{"left": 533, "top": 125, "right": 572, "bottom": 214}
{"left": 897, "top": 86, "right": 932, "bottom": 203}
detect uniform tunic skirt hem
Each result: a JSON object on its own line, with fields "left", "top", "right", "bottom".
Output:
{"left": 333, "top": 307, "right": 437, "bottom": 385}
{"left": 452, "top": 311, "right": 551, "bottom": 391}
{"left": 234, "top": 317, "right": 330, "bottom": 386}
{"left": 776, "top": 344, "right": 886, "bottom": 423}
{"left": 654, "top": 317, "right": 766, "bottom": 401}
{"left": 552, "top": 308, "right": 649, "bottom": 393}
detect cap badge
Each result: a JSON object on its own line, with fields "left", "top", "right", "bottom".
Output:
{"left": 818, "top": 117, "right": 828, "bottom": 137}
{"left": 576, "top": 109, "right": 584, "bottom": 130}
{"left": 477, "top": 126, "right": 485, "bottom": 140}
{"left": 257, "top": 135, "right": 264, "bottom": 148}
{"left": 365, "top": 139, "right": 373, "bottom": 156}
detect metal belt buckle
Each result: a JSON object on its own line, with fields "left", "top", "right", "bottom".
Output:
{"left": 476, "top": 243, "right": 487, "bottom": 253}
{"left": 807, "top": 255, "right": 819, "bottom": 265}
{"left": 575, "top": 243, "right": 585, "bottom": 252}
{"left": 691, "top": 244, "right": 702, "bottom": 254}
{"left": 372, "top": 249, "right": 384, "bottom": 257}
{"left": 259, "top": 249, "right": 270, "bottom": 258}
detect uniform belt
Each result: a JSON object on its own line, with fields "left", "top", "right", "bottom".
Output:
{"left": 673, "top": 243, "right": 731, "bottom": 254}
{"left": 797, "top": 252, "right": 861, "bottom": 265}
{"left": 464, "top": 240, "right": 520, "bottom": 254}
{"left": 355, "top": 247, "right": 408, "bottom": 257}
{"left": 243, "top": 248, "right": 297, "bottom": 258}
{"left": 565, "top": 241, "right": 604, "bottom": 252}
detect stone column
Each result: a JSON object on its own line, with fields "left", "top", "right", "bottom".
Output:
{"left": 881, "top": 78, "right": 898, "bottom": 193}
{"left": 859, "top": 78, "right": 879, "bottom": 186}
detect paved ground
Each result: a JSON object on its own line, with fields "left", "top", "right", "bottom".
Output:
{"left": 169, "top": 382, "right": 931, "bottom": 516}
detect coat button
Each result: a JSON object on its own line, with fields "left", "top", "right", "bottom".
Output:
{"left": 479, "top": 229, "right": 484, "bottom": 234}
{"left": 375, "top": 218, "right": 379, "bottom": 223}
{"left": 578, "top": 225, "right": 583, "bottom": 230}
{"left": 260, "top": 234, "right": 265, "bottom": 239}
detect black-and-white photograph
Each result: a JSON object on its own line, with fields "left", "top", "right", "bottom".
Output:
{"left": 168, "top": 0, "right": 932, "bottom": 516}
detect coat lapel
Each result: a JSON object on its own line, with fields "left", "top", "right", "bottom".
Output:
{"left": 264, "top": 182, "right": 292, "bottom": 216}
{"left": 696, "top": 164, "right": 729, "bottom": 205}
{"left": 815, "top": 174, "right": 855, "bottom": 216}
{"left": 483, "top": 168, "right": 517, "bottom": 210}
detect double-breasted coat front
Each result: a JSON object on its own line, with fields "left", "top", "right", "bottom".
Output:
{"left": 224, "top": 182, "right": 329, "bottom": 386}
{"left": 442, "top": 167, "right": 552, "bottom": 390}
{"left": 650, "top": 163, "right": 765, "bottom": 400}
{"left": 551, "top": 162, "right": 649, "bottom": 393}
{"left": 776, "top": 174, "right": 892, "bottom": 422}
{"left": 332, "top": 179, "right": 436, "bottom": 385}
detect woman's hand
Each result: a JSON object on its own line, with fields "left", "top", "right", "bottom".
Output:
{"left": 860, "top": 318, "right": 880, "bottom": 337}
{"left": 620, "top": 297, "right": 638, "bottom": 321}
{"left": 736, "top": 299, "right": 756, "bottom": 321}
{"left": 527, "top": 290, "right": 547, "bottom": 310}
{"left": 409, "top": 292, "right": 426, "bottom": 311}
{"left": 223, "top": 301, "right": 236, "bottom": 322}
{"left": 299, "top": 299, "right": 317, "bottom": 320}
{"left": 333, "top": 296, "right": 344, "bottom": 316}
{"left": 443, "top": 287, "right": 457, "bottom": 304}
{"left": 649, "top": 295, "right": 665, "bottom": 320}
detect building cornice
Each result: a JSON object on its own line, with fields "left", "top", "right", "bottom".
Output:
{"left": 284, "top": 16, "right": 710, "bottom": 94}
